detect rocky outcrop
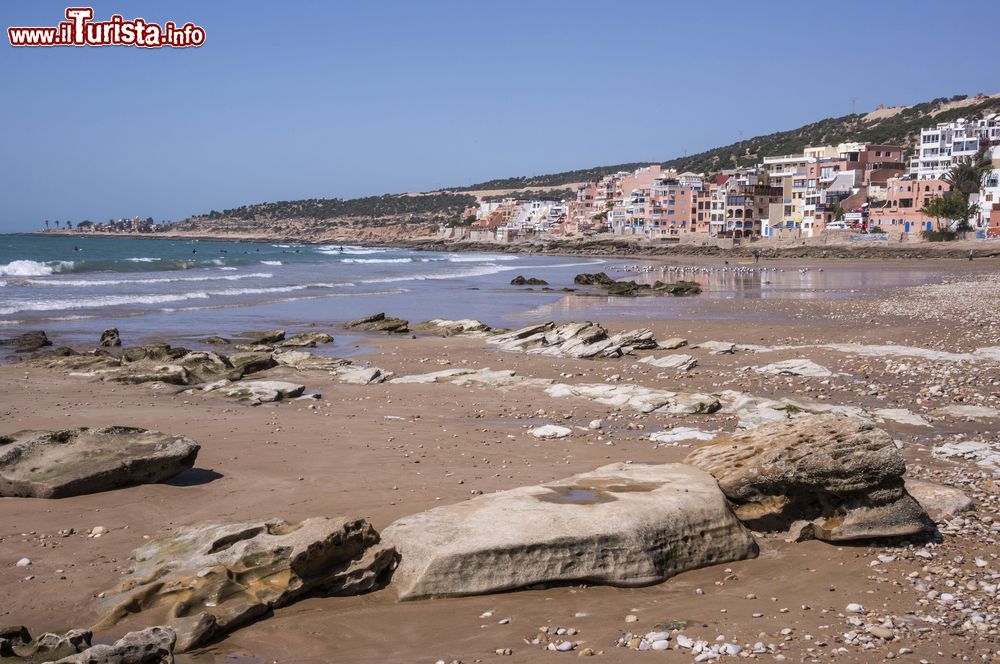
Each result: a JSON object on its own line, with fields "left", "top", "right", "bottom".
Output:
{"left": 487, "top": 321, "right": 659, "bottom": 359}
{"left": 27, "top": 344, "right": 248, "bottom": 386}
{"left": 412, "top": 319, "right": 493, "bottom": 337}
{"left": 273, "top": 350, "right": 349, "bottom": 371}
{"left": 278, "top": 331, "right": 333, "bottom": 348}
{"left": 0, "top": 626, "right": 91, "bottom": 662}
{"left": 95, "top": 517, "right": 394, "bottom": 651}
{"left": 0, "top": 626, "right": 177, "bottom": 664}
{"left": 240, "top": 329, "right": 285, "bottom": 345}
{"left": 1, "top": 330, "right": 52, "bottom": 353}
{"left": 573, "top": 272, "right": 701, "bottom": 297}
{"left": 345, "top": 313, "right": 409, "bottom": 333}
{"left": 389, "top": 367, "right": 720, "bottom": 415}
{"left": 0, "top": 426, "right": 199, "bottom": 498}
{"left": 99, "top": 328, "right": 122, "bottom": 348}
{"left": 685, "top": 415, "right": 931, "bottom": 541}
{"left": 510, "top": 275, "right": 549, "bottom": 286}
{"left": 227, "top": 351, "right": 277, "bottom": 375}
{"left": 382, "top": 463, "right": 756, "bottom": 600}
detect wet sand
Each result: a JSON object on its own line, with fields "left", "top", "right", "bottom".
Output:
{"left": 2, "top": 257, "right": 999, "bottom": 663}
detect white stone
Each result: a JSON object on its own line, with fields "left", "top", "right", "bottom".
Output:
{"left": 529, "top": 425, "right": 572, "bottom": 439}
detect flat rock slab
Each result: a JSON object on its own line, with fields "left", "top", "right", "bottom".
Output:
{"left": 0, "top": 426, "right": 199, "bottom": 498}
{"left": 381, "top": 462, "right": 758, "bottom": 600}
{"left": 686, "top": 414, "right": 930, "bottom": 541}
{"left": 218, "top": 380, "right": 305, "bottom": 404}
{"left": 905, "top": 479, "right": 973, "bottom": 521}
{"left": 695, "top": 341, "right": 736, "bottom": 355}
{"left": 649, "top": 427, "right": 717, "bottom": 444}
{"left": 931, "top": 405, "right": 1000, "bottom": 420}
{"left": 639, "top": 354, "right": 697, "bottom": 371}
{"left": 96, "top": 517, "right": 395, "bottom": 652}
{"left": 754, "top": 359, "right": 832, "bottom": 377}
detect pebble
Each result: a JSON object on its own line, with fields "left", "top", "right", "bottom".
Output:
{"left": 15, "top": 558, "right": 31, "bottom": 567}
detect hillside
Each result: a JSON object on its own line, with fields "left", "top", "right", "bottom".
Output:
{"left": 170, "top": 92, "right": 1000, "bottom": 236}
{"left": 444, "top": 93, "right": 1000, "bottom": 191}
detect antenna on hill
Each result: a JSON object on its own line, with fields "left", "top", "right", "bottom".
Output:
{"left": 851, "top": 96, "right": 858, "bottom": 114}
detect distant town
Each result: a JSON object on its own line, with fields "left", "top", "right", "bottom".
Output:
{"left": 449, "top": 114, "right": 1000, "bottom": 243}
{"left": 44, "top": 113, "right": 1000, "bottom": 244}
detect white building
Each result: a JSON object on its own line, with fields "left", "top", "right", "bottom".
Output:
{"left": 911, "top": 115, "right": 1000, "bottom": 179}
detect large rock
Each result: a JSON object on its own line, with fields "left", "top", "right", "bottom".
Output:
{"left": 345, "top": 313, "right": 409, "bottom": 333}
{"left": 0, "top": 427, "right": 199, "bottom": 499}
{"left": 218, "top": 380, "right": 304, "bottom": 404}
{"left": 1, "top": 330, "right": 52, "bottom": 353}
{"left": 95, "top": 517, "right": 394, "bottom": 652}
{"left": 382, "top": 463, "right": 757, "bottom": 600}
{"left": 510, "top": 275, "right": 548, "bottom": 286}
{"left": 685, "top": 415, "right": 931, "bottom": 541}
{"left": 98, "top": 328, "right": 122, "bottom": 348}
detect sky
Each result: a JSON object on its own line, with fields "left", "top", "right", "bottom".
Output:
{"left": 1, "top": 0, "right": 998, "bottom": 231}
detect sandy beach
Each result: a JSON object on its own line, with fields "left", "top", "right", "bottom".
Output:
{"left": 2, "top": 256, "right": 999, "bottom": 663}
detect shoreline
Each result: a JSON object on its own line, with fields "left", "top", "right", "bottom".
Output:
{"left": 1, "top": 270, "right": 998, "bottom": 662}
{"left": 14, "top": 230, "right": 1000, "bottom": 261}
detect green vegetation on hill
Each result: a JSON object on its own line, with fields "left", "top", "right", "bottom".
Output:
{"left": 190, "top": 193, "right": 476, "bottom": 223}
{"left": 481, "top": 188, "right": 576, "bottom": 202}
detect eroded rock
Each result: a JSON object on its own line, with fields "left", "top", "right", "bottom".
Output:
{"left": 99, "top": 328, "right": 121, "bottom": 348}
{"left": 95, "top": 517, "right": 394, "bottom": 652}
{"left": 685, "top": 415, "right": 931, "bottom": 541}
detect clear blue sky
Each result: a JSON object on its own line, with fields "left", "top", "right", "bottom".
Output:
{"left": 2, "top": 0, "right": 998, "bottom": 230}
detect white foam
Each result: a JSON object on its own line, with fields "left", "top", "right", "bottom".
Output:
{"left": 316, "top": 244, "right": 386, "bottom": 255}
{"left": 126, "top": 257, "right": 161, "bottom": 263}
{"left": 17, "top": 272, "right": 275, "bottom": 287}
{"left": 446, "top": 253, "right": 518, "bottom": 262}
{"left": 0, "top": 259, "right": 74, "bottom": 276}
{"left": 342, "top": 257, "right": 413, "bottom": 264}
{"left": 260, "top": 260, "right": 283, "bottom": 266}
{"left": 0, "top": 281, "right": 354, "bottom": 315}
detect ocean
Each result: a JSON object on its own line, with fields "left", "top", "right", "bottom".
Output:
{"left": 0, "top": 235, "right": 607, "bottom": 345}
{"left": 0, "top": 235, "right": 948, "bottom": 348}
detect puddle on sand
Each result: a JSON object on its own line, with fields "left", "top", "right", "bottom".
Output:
{"left": 537, "top": 480, "right": 663, "bottom": 504}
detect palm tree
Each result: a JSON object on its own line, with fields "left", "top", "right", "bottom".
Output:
{"left": 944, "top": 149, "right": 992, "bottom": 197}
{"left": 43, "top": 220, "right": 49, "bottom": 230}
